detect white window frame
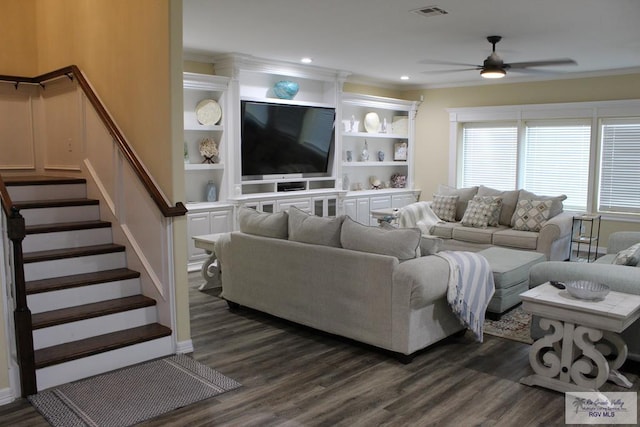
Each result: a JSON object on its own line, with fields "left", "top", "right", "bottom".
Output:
{"left": 448, "top": 99, "right": 640, "bottom": 220}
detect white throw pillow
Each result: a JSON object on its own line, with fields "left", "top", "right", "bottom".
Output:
{"left": 613, "top": 242, "right": 640, "bottom": 266}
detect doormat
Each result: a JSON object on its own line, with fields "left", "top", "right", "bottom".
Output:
{"left": 29, "top": 354, "right": 241, "bottom": 427}
{"left": 484, "top": 306, "right": 533, "bottom": 344}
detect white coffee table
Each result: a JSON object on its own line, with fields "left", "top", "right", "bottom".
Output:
{"left": 192, "top": 232, "right": 227, "bottom": 290}
{"left": 520, "top": 282, "right": 640, "bottom": 393}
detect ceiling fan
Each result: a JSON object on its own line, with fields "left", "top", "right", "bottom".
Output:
{"left": 421, "top": 35, "right": 577, "bottom": 79}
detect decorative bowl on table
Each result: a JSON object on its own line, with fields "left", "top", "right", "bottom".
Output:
{"left": 564, "top": 280, "right": 610, "bottom": 301}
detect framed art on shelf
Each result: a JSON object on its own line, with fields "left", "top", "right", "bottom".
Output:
{"left": 394, "top": 141, "right": 408, "bottom": 161}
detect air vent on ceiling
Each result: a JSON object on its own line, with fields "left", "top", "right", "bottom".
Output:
{"left": 411, "top": 6, "right": 448, "bottom": 17}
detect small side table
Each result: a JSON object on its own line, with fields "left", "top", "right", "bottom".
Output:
{"left": 571, "top": 214, "right": 601, "bottom": 262}
{"left": 520, "top": 283, "right": 640, "bottom": 393}
{"left": 192, "top": 232, "right": 227, "bottom": 290}
{"left": 370, "top": 208, "right": 399, "bottom": 226}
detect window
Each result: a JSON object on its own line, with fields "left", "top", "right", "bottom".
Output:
{"left": 460, "top": 121, "right": 590, "bottom": 211}
{"left": 461, "top": 124, "right": 517, "bottom": 191}
{"left": 599, "top": 119, "right": 640, "bottom": 213}
{"left": 523, "top": 122, "right": 591, "bottom": 211}
{"left": 450, "top": 100, "right": 640, "bottom": 218}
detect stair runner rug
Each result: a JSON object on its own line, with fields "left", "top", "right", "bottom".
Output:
{"left": 483, "top": 306, "right": 533, "bottom": 344}
{"left": 29, "top": 354, "right": 241, "bottom": 427}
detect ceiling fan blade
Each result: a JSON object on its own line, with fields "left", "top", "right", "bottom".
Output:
{"left": 507, "top": 59, "right": 577, "bottom": 69}
{"left": 420, "top": 68, "right": 479, "bottom": 74}
{"left": 418, "top": 59, "right": 481, "bottom": 68}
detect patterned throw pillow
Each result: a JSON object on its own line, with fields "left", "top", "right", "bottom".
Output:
{"left": 432, "top": 194, "right": 459, "bottom": 222}
{"left": 511, "top": 199, "right": 553, "bottom": 232}
{"left": 460, "top": 200, "right": 491, "bottom": 228}
{"left": 613, "top": 242, "right": 640, "bottom": 266}
{"left": 472, "top": 195, "right": 503, "bottom": 226}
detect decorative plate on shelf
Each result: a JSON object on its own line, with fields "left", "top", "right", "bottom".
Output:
{"left": 195, "top": 99, "right": 222, "bottom": 125}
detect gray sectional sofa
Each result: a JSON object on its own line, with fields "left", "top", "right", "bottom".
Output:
{"left": 215, "top": 207, "right": 465, "bottom": 360}
{"left": 427, "top": 185, "right": 573, "bottom": 261}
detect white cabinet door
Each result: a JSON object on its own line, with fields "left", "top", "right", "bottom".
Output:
{"left": 343, "top": 198, "right": 357, "bottom": 220}
{"left": 276, "top": 198, "right": 311, "bottom": 213}
{"left": 209, "top": 209, "right": 233, "bottom": 233}
{"left": 392, "top": 193, "right": 417, "bottom": 209}
{"left": 187, "top": 212, "right": 211, "bottom": 262}
{"left": 356, "top": 198, "right": 370, "bottom": 225}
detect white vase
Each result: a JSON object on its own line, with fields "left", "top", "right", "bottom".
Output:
{"left": 361, "top": 141, "right": 369, "bottom": 161}
{"left": 364, "top": 112, "right": 380, "bottom": 133}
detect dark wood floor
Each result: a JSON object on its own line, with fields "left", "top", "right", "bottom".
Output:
{"left": 2, "top": 273, "right": 639, "bottom": 426}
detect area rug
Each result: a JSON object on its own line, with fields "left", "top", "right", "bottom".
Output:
{"left": 483, "top": 306, "right": 533, "bottom": 344}
{"left": 29, "top": 354, "right": 241, "bottom": 427}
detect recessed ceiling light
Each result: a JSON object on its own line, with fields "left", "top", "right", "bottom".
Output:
{"left": 400, "top": 75, "right": 410, "bottom": 80}
{"left": 300, "top": 57, "right": 313, "bottom": 64}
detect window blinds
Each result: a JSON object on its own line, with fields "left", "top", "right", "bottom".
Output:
{"left": 599, "top": 119, "right": 640, "bottom": 213}
{"left": 461, "top": 124, "right": 517, "bottom": 191}
{"left": 524, "top": 122, "right": 591, "bottom": 211}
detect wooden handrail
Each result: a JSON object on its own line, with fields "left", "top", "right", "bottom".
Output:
{"left": 0, "top": 65, "right": 187, "bottom": 218}
{"left": 0, "top": 174, "right": 14, "bottom": 219}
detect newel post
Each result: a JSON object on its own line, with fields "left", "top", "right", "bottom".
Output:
{"left": 7, "top": 207, "right": 36, "bottom": 396}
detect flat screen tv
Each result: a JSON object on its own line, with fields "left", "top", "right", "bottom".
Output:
{"left": 240, "top": 100, "right": 335, "bottom": 180}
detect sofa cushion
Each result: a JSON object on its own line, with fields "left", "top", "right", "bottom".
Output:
{"left": 477, "top": 186, "right": 520, "bottom": 226}
{"left": 431, "top": 221, "right": 458, "bottom": 239}
{"left": 288, "top": 206, "right": 344, "bottom": 247}
{"left": 432, "top": 194, "right": 458, "bottom": 222}
{"left": 461, "top": 198, "right": 502, "bottom": 228}
{"left": 239, "top": 207, "right": 288, "bottom": 239}
{"left": 436, "top": 185, "right": 479, "bottom": 221}
{"left": 492, "top": 229, "right": 538, "bottom": 250}
{"left": 420, "top": 235, "right": 443, "bottom": 255}
{"left": 517, "top": 189, "right": 566, "bottom": 219}
{"left": 613, "top": 242, "right": 640, "bottom": 266}
{"left": 341, "top": 216, "right": 420, "bottom": 261}
{"left": 452, "top": 225, "right": 503, "bottom": 244}
{"left": 511, "top": 199, "right": 553, "bottom": 232}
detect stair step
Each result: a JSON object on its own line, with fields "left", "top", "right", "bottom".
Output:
{"left": 23, "top": 243, "right": 125, "bottom": 263}
{"left": 3, "top": 175, "right": 86, "bottom": 186}
{"left": 5, "top": 175, "right": 87, "bottom": 202}
{"left": 36, "top": 336, "right": 174, "bottom": 391}
{"left": 32, "top": 295, "right": 156, "bottom": 329}
{"left": 34, "top": 323, "right": 172, "bottom": 369}
{"left": 25, "top": 220, "right": 111, "bottom": 235}
{"left": 16, "top": 199, "right": 102, "bottom": 226}
{"left": 14, "top": 198, "right": 99, "bottom": 210}
{"left": 26, "top": 268, "right": 140, "bottom": 295}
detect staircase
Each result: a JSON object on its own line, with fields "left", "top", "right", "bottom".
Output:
{"left": 5, "top": 175, "right": 173, "bottom": 391}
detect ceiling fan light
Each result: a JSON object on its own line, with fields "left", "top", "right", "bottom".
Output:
{"left": 480, "top": 68, "right": 506, "bottom": 79}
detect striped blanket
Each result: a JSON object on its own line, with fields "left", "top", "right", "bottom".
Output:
{"left": 436, "top": 251, "right": 495, "bottom": 342}
{"left": 397, "top": 201, "right": 443, "bottom": 234}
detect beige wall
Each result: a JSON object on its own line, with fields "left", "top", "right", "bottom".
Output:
{"left": 404, "top": 73, "right": 640, "bottom": 246}
{"left": 0, "top": 0, "right": 38, "bottom": 75}
{"left": 0, "top": 0, "right": 190, "bottom": 396}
